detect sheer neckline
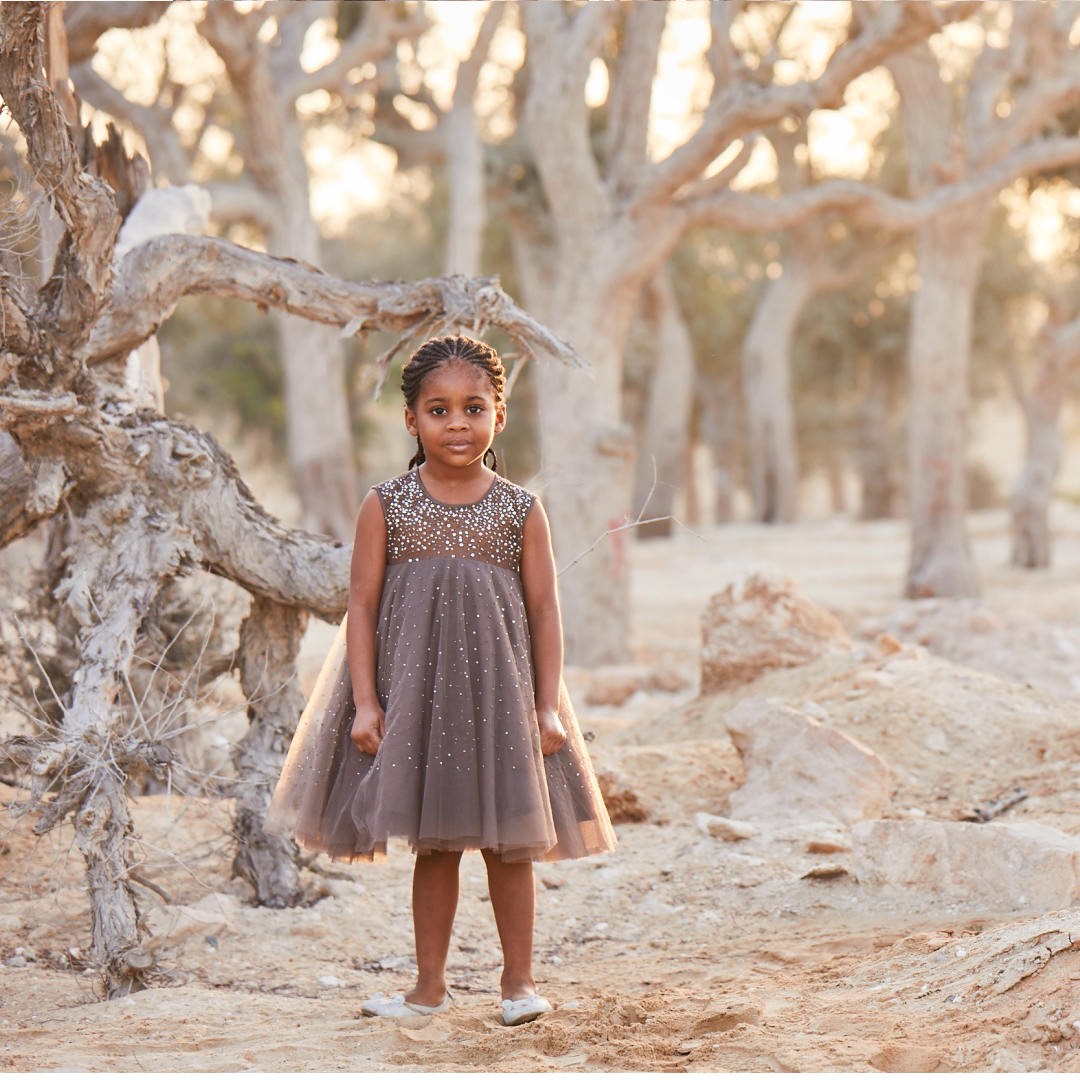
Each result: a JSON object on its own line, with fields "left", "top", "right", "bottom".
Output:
{"left": 414, "top": 468, "right": 498, "bottom": 509}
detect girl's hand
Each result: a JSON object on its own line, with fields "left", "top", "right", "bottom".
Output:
{"left": 537, "top": 707, "right": 567, "bottom": 756}
{"left": 351, "top": 702, "right": 385, "bottom": 755}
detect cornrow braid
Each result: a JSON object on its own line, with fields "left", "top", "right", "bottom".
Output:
{"left": 401, "top": 334, "right": 506, "bottom": 471}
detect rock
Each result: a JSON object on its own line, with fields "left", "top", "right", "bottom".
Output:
{"left": 969, "top": 610, "right": 1002, "bottom": 634}
{"left": 851, "top": 820, "right": 1080, "bottom": 909}
{"left": 875, "top": 632, "right": 903, "bottom": 656}
{"left": 596, "top": 770, "right": 649, "bottom": 824}
{"left": 143, "top": 892, "right": 238, "bottom": 954}
{"left": 539, "top": 874, "right": 566, "bottom": 890}
{"left": 5, "top": 955, "right": 26, "bottom": 968}
{"left": 853, "top": 670, "right": 894, "bottom": 691}
{"left": 923, "top": 728, "right": 949, "bottom": 754}
{"left": 695, "top": 812, "right": 757, "bottom": 841}
{"left": 586, "top": 665, "right": 649, "bottom": 706}
{"left": 646, "top": 666, "right": 692, "bottom": 693}
{"left": 805, "top": 838, "right": 851, "bottom": 855}
{"left": 701, "top": 571, "right": 851, "bottom": 693}
{"left": 725, "top": 698, "right": 889, "bottom": 827}
{"left": 802, "top": 864, "right": 848, "bottom": 879}
{"left": 691, "top": 994, "right": 764, "bottom": 1035}
{"left": 318, "top": 975, "right": 342, "bottom": 988}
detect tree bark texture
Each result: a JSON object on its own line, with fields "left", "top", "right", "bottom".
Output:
{"left": 232, "top": 595, "right": 308, "bottom": 907}
{"left": 634, "top": 269, "right": 695, "bottom": 539}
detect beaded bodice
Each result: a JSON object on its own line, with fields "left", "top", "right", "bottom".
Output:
{"left": 375, "top": 470, "right": 535, "bottom": 572}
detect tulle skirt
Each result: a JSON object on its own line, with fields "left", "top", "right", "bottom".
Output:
{"left": 264, "top": 559, "right": 616, "bottom": 863}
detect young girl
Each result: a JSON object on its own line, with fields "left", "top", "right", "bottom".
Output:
{"left": 265, "top": 334, "right": 616, "bottom": 1027}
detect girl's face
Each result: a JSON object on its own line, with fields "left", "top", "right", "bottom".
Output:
{"left": 405, "top": 361, "right": 506, "bottom": 469}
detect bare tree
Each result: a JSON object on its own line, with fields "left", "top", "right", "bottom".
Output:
{"left": 888, "top": 4, "right": 1080, "bottom": 597}
{"left": 69, "top": 1, "right": 421, "bottom": 540}
{"left": 1010, "top": 306, "right": 1080, "bottom": 568}
{"left": 0, "top": 1, "right": 581, "bottom": 996}
{"left": 514, "top": 0, "right": 1080, "bottom": 662}
{"left": 371, "top": 3, "right": 504, "bottom": 277}
{"left": 633, "top": 268, "right": 695, "bottom": 538}
{"left": 739, "top": 127, "right": 900, "bottom": 524}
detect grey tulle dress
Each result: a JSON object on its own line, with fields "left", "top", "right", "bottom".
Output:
{"left": 264, "top": 468, "right": 617, "bottom": 864}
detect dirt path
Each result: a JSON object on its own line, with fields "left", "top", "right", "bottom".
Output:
{"left": 5, "top": 509, "right": 1080, "bottom": 1071}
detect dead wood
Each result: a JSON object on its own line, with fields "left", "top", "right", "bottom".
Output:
{"left": 232, "top": 595, "right": 308, "bottom": 908}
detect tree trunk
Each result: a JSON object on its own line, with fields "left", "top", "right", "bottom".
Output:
{"left": 740, "top": 264, "right": 811, "bottom": 523}
{"left": 904, "top": 199, "right": 990, "bottom": 597}
{"left": 267, "top": 118, "right": 358, "bottom": 542}
{"left": 1011, "top": 352, "right": 1070, "bottom": 568}
{"left": 698, "top": 377, "right": 741, "bottom": 524}
{"left": 634, "top": 268, "right": 694, "bottom": 539}
{"left": 856, "top": 360, "right": 898, "bottom": 519}
{"left": 536, "top": 263, "right": 640, "bottom": 665}
{"left": 232, "top": 594, "right": 308, "bottom": 907}
{"left": 443, "top": 102, "right": 486, "bottom": 277}
{"left": 32, "top": 490, "right": 194, "bottom": 997}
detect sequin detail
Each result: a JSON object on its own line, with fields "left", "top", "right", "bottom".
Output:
{"left": 376, "top": 470, "right": 534, "bottom": 571}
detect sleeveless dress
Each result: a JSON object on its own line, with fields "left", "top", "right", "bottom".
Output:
{"left": 264, "top": 469, "right": 617, "bottom": 863}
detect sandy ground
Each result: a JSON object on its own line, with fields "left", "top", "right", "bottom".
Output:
{"left": 5, "top": 507, "right": 1080, "bottom": 1071}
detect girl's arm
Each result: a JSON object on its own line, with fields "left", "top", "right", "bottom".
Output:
{"left": 347, "top": 489, "right": 388, "bottom": 754}
{"left": 520, "top": 499, "right": 568, "bottom": 756}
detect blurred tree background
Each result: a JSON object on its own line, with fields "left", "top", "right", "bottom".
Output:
{"left": 61, "top": 0, "right": 1080, "bottom": 606}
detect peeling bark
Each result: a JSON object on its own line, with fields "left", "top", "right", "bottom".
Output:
{"left": 232, "top": 596, "right": 308, "bottom": 907}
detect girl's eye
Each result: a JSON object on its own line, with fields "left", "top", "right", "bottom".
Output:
{"left": 431, "top": 407, "right": 446, "bottom": 415}
{"left": 467, "top": 405, "right": 483, "bottom": 414}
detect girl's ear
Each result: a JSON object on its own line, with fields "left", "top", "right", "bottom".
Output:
{"left": 404, "top": 405, "right": 418, "bottom": 436}
{"left": 494, "top": 403, "right": 508, "bottom": 434}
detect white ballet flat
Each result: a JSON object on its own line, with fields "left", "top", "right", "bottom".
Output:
{"left": 360, "top": 991, "right": 453, "bottom": 1018}
{"left": 501, "top": 993, "right": 553, "bottom": 1026}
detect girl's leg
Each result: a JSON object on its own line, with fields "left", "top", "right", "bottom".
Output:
{"left": 407, "top": 849, "right": 462, "bottom": 1006}
{"left": 481, "top": 849, "right": 537, "bottom": 1001}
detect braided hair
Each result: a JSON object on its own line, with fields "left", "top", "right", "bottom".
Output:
{"left": 401, "top": 334, "right": 506, "bottom": 472}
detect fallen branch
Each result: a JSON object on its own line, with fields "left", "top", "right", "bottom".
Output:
{"left": 85, "top": 236, "right": 587, "bottom": 372}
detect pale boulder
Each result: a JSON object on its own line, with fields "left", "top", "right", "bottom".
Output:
{"left": 586, "top": 665, "right": 647, "bottom": 706}
{"left": 695, "top": 812, "right": 758, "bottom": 841}
{"left": 852, "top": 820, "right": 1080, "bottom": 910}
{"left": 143, "top": 891, "right": 239, "bottom": 954}
{"left": 725, "top": 697, "right": 889, "bottom": 827}
{"left": 701, "top": 571, "right": 851, "bottom": 693}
